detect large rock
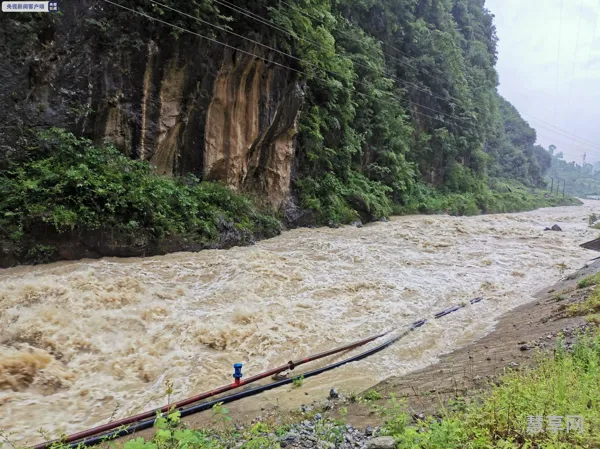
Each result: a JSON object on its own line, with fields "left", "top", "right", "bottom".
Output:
{"left": 366, "top": 436, "right": 396, "bottom": 449}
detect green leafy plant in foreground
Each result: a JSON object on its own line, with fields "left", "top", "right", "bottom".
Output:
{"left": 363, "top": 389, "right": 383, "bottom": 401}
{"left": 291, "top": 375, "right": 304, "bottom": 388}
{"left": 381, "top": 332, "right": 600, "bottom": 448}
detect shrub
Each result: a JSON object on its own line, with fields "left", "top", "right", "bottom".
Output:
{"left": 0, "top": 129, "right": 280, "bottom": 251}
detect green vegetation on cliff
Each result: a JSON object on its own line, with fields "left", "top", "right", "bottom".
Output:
{"left": 0, "top": 129, "right": 280, "bottom": 265}
{"left": 266, "top": 0, "right": 562, "bottom": 223}
{"left": 89, "top": 0, "right": 572, "bottom": 223}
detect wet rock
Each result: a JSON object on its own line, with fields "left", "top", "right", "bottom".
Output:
{"left": 317, "top": 442, "right": 335, "bottom": 449}
{"left": 520, "top": 345, "right": 531, "bottom": 351}
{"left": 544, "top": 227, "right": 552, "bottom": 231}
{"left": 551, "top": 224, "right": 563, "bottom": 231}
{"left": 365, "top": 426, "right": 374, "bottom": 436}
{"left": 329, "top": 388, "right": 339, "bottom": 399}
{"left": 366, "top": 436, "right": 395, "bottom": 449}
{"left": 350, "top": 221, "right": 363, "bottom": 228}
{"left": 281, "top": 432, "right": 299, "bottom": 447}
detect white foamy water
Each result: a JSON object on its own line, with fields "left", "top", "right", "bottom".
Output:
{"left": 1, "top": 202, "right": 599, "bottom": 444}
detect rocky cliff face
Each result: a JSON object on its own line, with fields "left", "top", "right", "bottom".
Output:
{"left": 0, "top": 2, "right": 303, "bottom": 209}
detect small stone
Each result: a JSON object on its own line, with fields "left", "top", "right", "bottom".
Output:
{"left": 365, "top": 426, "right": 374, "bottom": 436}
{"left": 520, "top": 345, "right": 530, "bottom": 351}
{"left": 329, "top": 388, "right": 339, "bottom": 399}
{"left": 366, "top": 436, "right": 396, "bottom": 449}
{"left": 508, "top": 362, "right": 519, "bottom": 368}
{"left": 351, "top": 221, "right": 363, "bottom": 228}
{"left": 314, "top": 413, "right": 323, "bottom": 421}
{"left": 551, "top": 224, "right": 562, "bottom": 231}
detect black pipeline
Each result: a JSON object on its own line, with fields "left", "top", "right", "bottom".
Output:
{"left": 56, "top": 297, "right": 484, "bottom": 449}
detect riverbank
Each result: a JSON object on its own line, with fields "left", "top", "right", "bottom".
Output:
{"left": 2, "top": 201, "right": 596, "bottom": 445}
{"left": 33, "top": 256, "right": 600, "bottom": 449}
{"left": 0, "top": 129, "right": 582, "bottom": 269}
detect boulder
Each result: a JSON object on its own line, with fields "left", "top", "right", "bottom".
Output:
{"left": 366, "top": 436, "right": 396, "bottom": 449}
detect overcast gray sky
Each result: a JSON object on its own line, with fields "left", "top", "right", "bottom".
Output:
{"left": 486, "top": 0, "right": 600, "bottom": 164}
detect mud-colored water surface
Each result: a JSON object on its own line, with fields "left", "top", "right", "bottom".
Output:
{"left": 1, "top": 202, "right": 598, "bottom": 444}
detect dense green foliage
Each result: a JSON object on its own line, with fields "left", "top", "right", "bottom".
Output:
{"left": 266, "top": 0, "right": 558, "bottom": 222}
{"left": 83, "top": 0, "right": 564, "bottom": 225}
{"left": 0, "top": 129, "right": 280, "bottom": 257}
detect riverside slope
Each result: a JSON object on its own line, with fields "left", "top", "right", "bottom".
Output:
{"left": 1, "top": 201, "right": 598, "bottom": 445}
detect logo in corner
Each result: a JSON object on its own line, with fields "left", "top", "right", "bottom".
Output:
{"left": 48, "top": 1, "right": 58, "bottom": 11}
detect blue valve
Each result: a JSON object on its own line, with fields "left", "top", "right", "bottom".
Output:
{"left": 233, "top": 363, "right": 243, "bottom": 380}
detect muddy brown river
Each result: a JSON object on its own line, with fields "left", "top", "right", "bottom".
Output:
{"left": 1, "top": 202, "right": 599, "bottom": 444}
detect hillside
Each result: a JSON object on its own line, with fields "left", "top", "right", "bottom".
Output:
{"left": 0, "top": 0, "right": 577, "bottom": 265}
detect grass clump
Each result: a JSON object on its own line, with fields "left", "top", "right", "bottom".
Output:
{"left": 291, "top": 375, "right": 304, "bottom": 388}
{"left": 568, "top": 287, "right": 600, "bottom": 317}
{"left": 379, "top": 332, "right": 600, "bottom": 448}
{"left": 576, "top": 273, "right": 600, "bottom": 289}
{"left": 363, "top": 389, "right": 383, "bottom": 401}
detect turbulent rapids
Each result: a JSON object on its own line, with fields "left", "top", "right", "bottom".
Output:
{"left": 1, "top": 203, "right": 598, "bottom": 444}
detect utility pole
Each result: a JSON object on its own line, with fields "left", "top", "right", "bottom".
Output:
{"left": 550, "top": 177, "right": 554, "bottom": 194}
{"left": 563, "top": 179, "right": 566, "bottom": 198}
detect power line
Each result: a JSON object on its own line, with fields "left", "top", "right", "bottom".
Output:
{"left": 584, "top": 0, "right": 600, "bottom": 72}
{"left": 565, "top": 0, "right": 585, "bottom": 131}
{"left": 211, "top": 0, "right": 475, "bottom": 108}
{"left": 144, "top": 0, "right": 473, "bottom": 126}
{"left": 103, "top": 0, "right": 464, "bottom": 128}
{"left": 554, "top": 0, "right": 564, "bottom": 122}
{"left": 536, "top": 133, "right": 600, "bottom": 159}
{"left": 530, "top": 122, "right": 600, "bottom": 152}
{"left": 272, "top": 0, "right": 600, "bottom": 155}
{"left": 520, "top": 112, "right": 600, "bottom": 148}
{"left": 149, "top": 0, "right": 458, "bottom": 107}
{"left": 107, "top": 0, "right": 600, "bottom": 163}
